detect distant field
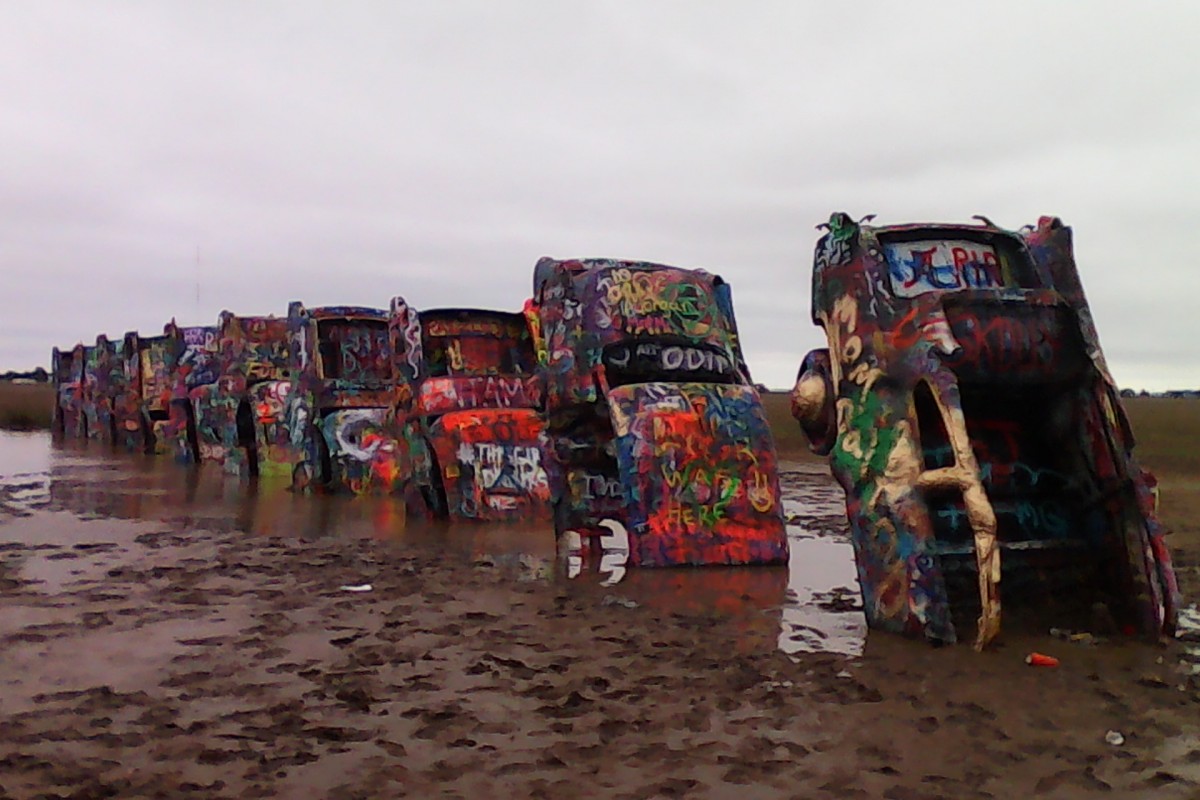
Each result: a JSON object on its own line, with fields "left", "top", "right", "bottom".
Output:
{"left": 0, "top": 381, "right": 52, "bottom": 430}
{"left": 1122, "top": 397, "right": 1200, "bottom": 478}
{"left": 760, "top": 391, "right": 820, "bottom": 463}
{"left": 1120, "top": 398, "right": 1200, "bottom": 578}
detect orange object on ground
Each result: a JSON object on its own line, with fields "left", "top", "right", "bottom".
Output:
{"left": 1025, "top": 652, "right": 1059, "bottom": 667}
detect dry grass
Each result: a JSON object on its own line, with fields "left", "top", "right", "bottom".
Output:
{"left": 1122, "top": 397, "right": 1200, "bottom": 477}
{"left": 761, "top": 391, "right": 822, "bottom": 464}
{"left": 0, "top": 381, "right": 53, "bottom": 430}
{"left": 1124, "top": 398, "right": 1200, "bottom": 594}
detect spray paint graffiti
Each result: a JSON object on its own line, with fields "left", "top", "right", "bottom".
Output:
{"left": 110, "top": 330, "right": 163, "bottom": 453}
{"left": 50, "top": 345, "right": 84, "bottom": 439}
{"left": 884, "top": 240, "right": 1009, "bottom": 297}
{"left": 191, "top": 310, "right": 295, "bottom": 477}
{"left": 74, "top": 344, "right": 103, "bottom": 442}
{"left": 533, "top": 257, "right": 786, "bottom": 567}
{"left": 390, "top": 298, "right": 550, "bottom": 521}
{"left": 428, "top": 409, "right": 551, "bottom": 518}
{"left": 148, "top": 323, "right": 217, "bottom": 463}
{"left": 286, "top": 303, "right": 405, "bottom": 495}
{"left": 792, "top": 213, "right": 1179, "bottom": 649}
{"left": 607, "top": 382, "right": 785, "bottom": 566}
{"left": 77, "top": 335, "right": 130, "bottom": 445}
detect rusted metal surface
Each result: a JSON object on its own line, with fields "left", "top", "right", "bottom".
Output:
{"left": 793, "top": 213, "right": 1180, "bottom": 648}
{"left": 390, "top": 297, "right": 551, "bottom": 521}
{"left": 286, "top": 303, "right": 405, "bottom": 495}
{"left": 533, "top": 257, "right": 787, "bottom": 567}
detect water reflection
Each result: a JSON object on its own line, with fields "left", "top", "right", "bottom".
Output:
{"left": 780, "top": 530, "right": 867, "bottom": 656}
{"left": 559, "top": 520, "right": 630, "bottom": 586}
{"left": 560, "top": 531, "right": 867, "bottom": 658}
{"left": 2, "top": 433, "right": 870, "bottom": 657}
{"left": 1178, "top": 604, "right": 1200, "bottom": 676}
{"left": 0, "top": 429, "right": 53, "bottom": 475}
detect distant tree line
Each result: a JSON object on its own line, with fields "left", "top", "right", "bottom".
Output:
{"left": 1120, "top": 387, "right": 1200, "bottom": 399}
{"left": 0, "top": 367, "right": 49, "bottom": 383}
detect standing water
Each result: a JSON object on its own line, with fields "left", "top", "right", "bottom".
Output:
{"left": 0, "top": 433, "right": 866, "bottom": 657}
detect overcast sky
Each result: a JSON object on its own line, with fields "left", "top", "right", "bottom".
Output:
{"left": 2, "top": 1, "right": 1197, "bottom": 390}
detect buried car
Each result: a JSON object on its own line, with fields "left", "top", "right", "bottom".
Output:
{"left": 192, "top": 311, "right": 295, "bottom": 477}
{"left": 532, "top": 257, "right": 787, "bottom": 567}
{"left": 286, "top": 302, "right": 405, "bottom": 495}
{"left": 115, "top": 326, "right": 180, "bottom": 453}
{"left": 155, "top": 323, "right": 220, "bottom": 463}
{"left": 83, "top": 334, "right": 134, "bottom": 447}
{"left": 792, "top": 213, "right": 1179, "bottom": 649}
{"left": 51, "top": 343, "right": 85, "bottom": 439}
{"left": 117, "top": 322, "right": 218, "bottom": 458}
{"left": 70, "top": 343, "right": 104, "bottom": 441}
{"left": 390, "top": 297, "right": 551, "bottom": 520}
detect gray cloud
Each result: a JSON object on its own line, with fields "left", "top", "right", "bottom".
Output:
{"left": 2, "top": 1, "right": 1198, "bottom": 390}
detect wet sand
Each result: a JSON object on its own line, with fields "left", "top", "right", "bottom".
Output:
{"left": 1, "top": 432, "right": 1198, "bottom": 799}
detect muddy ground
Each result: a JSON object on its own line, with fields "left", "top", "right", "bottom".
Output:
{"left": 0, "top": 432, "right": 1197, "bottom": 799}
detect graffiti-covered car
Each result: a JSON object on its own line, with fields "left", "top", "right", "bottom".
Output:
{"left": 192, "top": 311, "right": 295, "bottom": 477}
{"left": 158, "top": 324, "right": 220, "bottom": 462}
{"left": 81, "top": 334, "right": 135, "bottom": 446}
{"left": 119, "top": 329, "right": 177, "bottom": 453}
{"left": 115, "top": 322, "right": 215, "bottom": 457}
{"left": 51, "top": 344, "right": 85, "bottom": 438}
{"left": 532, "top": 257, "right": 787, "bottom": 567}
{"left": 390, "top": 297, "right": 551, "bottom": 520}
{"left": 792, "top": 213, "right": 1180, "bottom": 649}
{"left": 286, "top": 302, "right": 405, "bottom": 494}
{"left": 70, "top": 343, "right": 104, "bottom": 441}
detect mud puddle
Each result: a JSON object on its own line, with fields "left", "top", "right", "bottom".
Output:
{"left": 1, "top": 434, "right": 864, "bottom": 658}
{"left": 3, "top": 433, "right": 1199, "bottom": 798}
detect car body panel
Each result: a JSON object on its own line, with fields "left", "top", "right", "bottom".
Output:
{"left": 117, "top": 330, "right": 179, "bottom": 454}
{"left": 425, "top": 408, "right": 551, "bottom": 519}
{"left": 315, "top": 407, "right": 405, "bottom": 494}
{"left": 80, "top": 335, "right": 132, "bottom": 445}
{"left": 606, "top": 381, "right": 786, "bottom": 566}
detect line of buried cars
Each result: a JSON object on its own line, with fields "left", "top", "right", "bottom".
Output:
{"left": 49, "top": 219, "right": 1180, "bottom": 650}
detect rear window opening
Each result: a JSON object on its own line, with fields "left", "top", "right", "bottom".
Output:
{"left": 317, "top": 318, "right": 390, "bottom": 383}
{"left": 921, "top": 379, "right": 1136, "bottom": 636}
{"left": 879, "top": 230, "right": 1043, "bottom": 297}
{"left": 601, "top": 337, "right": 739, "bottom": 388}
{"left": 423, "top": 333, "right": 536, "bottom": 378}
